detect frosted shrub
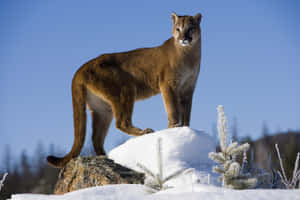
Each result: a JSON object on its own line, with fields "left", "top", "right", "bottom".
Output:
{"left": 137, "top": 138, "right": 190, "bottom": 191}
{"left": 209, "top": 105, "right": 257, "bottom": 189}
{"left": 275, "top": 144, "right": 300, "bottom": 189}
{"left": 0, "top": 173, "right": 8, "bottom": 192}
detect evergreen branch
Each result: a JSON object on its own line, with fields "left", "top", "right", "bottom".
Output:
{"left": 157, "top": 137, "right": 163, "bottom": 181}
{"left": 225, "top": 162, "right": 240, "bottom": 179}
{"left": 226, "top": 142, "right": 238, "bottom": 155}
{"left": 155, "top": 174, "right": 163, "bottom": 190}
{"left": 229, "top": 143, "right": 250, "bottom": 156}
{"left": 183, "top": 168, "right": 195, "bottom": 175}
{"left": 230, "top": 177, "right": 257, "bottom": 189}
{"left": 137, "top": 163, "right": 156, "bottom": 179}
{"left": 162, "top": 168, "right": 187, "bottom": 184}
{"left": 217, "top": 105, "right": 228, "bottom": 152}
{"left": 213, "top": 166, "right": 225, "bottom": 174}
{"left": 209, "top": 152, "right": 225, "bottom": 164}
{"left": 223, "top": 160, "right": 232, "bottom": 171}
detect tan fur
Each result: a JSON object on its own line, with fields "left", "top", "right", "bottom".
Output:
{"left": 47, "top": 13, "right": 202, "bottom": 168}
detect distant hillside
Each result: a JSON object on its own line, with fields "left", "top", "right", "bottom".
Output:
{"left": 246, "top": 131, "right": 300, "bottom": 178}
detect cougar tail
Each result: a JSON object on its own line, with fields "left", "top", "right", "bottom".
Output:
{"left": 47, "top": 81, "right": 87, "bottom": 168}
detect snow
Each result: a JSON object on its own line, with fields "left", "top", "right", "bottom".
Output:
{"left": 10, "top": 184, "right": 150, "bottom": 200}
{"left": 109, "top": 127, "right": 216, "bottom": 187}
{"left": 10, "top": 183, "right": 300, "bottom": 200}
{"left": 9, "top": 127, "right": 300, "bottom": 200}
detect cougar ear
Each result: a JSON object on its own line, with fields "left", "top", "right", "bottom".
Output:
{"left": 194, "top": 13, "right": 202, "bottom": 24}
{"left": 171, "top": 12, "right": 178, "bottom": 24}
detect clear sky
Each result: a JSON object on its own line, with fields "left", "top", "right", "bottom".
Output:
{"left": 0, "top": 0, "right": 299, "bottom": 163}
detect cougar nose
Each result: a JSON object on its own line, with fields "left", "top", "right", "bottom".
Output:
{"left": 184, "top": 36, "right": 192, "bottom": 43}
{"left": 184, "top": 32, "right": 192, "bottom": 42}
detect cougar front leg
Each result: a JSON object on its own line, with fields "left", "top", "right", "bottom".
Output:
{"left": 112, "top": 92, "right": 154, "bottom": 136}
{"left": 160, "top": 83, "right": 181, "bottom": 128}
{"left": 180, "top": 91, "right": 193, "bottom": 126}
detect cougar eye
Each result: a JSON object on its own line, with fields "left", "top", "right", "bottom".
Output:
{"left": 176, "top": 28, "right": 180, "bottom": 32}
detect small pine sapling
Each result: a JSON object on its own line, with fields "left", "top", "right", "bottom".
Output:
{"left": 0, "top": 173, "right": 8, "bottom": 192}
{"left": 275, "top": 144, "right": 300, "bottom": 189}
{"left": 209, "top": 105, "right": 257, "bottom": 189}
{"left": 137, "top": 137, "right": 190, "bottom": 191}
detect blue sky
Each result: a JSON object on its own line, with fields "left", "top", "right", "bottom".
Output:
{"left": 0, "top": 0, "right": 299, "bottom": 162}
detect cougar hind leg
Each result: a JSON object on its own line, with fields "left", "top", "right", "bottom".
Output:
{"left": 87, "top": 89, "right": 113, "bottom": 155}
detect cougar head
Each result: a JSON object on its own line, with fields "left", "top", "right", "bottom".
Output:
{"left": 171, "top": 13, "right": 202, "bottom": 47}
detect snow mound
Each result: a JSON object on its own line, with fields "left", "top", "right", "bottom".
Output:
{"left": 108, "top": 127, "right": 216, "bottom": 187}
{"left": 10, "top": 184, "right": 150, "bottom": 200}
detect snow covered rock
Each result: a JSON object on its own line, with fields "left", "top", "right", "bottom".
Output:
{"left": 108, "top": 127, "right": 216, "bottom": 188}
{"left": 54, "top": 156, "right": 144, "bottom": 194}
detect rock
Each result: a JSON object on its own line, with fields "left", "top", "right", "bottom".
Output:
{"left": 54, "top": 156, "right": 145, "bottom": 194}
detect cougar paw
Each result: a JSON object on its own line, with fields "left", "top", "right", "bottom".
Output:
{"left": 168, "top": 123, "right": 181, "bottom": 128}
{"left": 142, "top": 128, "right": 154, "bottom": 134}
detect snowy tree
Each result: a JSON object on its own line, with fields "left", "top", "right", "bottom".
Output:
{"left": 137, "top": 138, "right": 190, "bottom": 191}
{"left": 209, "top": 105, "right": 257, "bottom": 189}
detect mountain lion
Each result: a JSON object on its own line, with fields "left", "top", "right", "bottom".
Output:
{"left": 47, "top": 13, "right": 202, "bottom": 168}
